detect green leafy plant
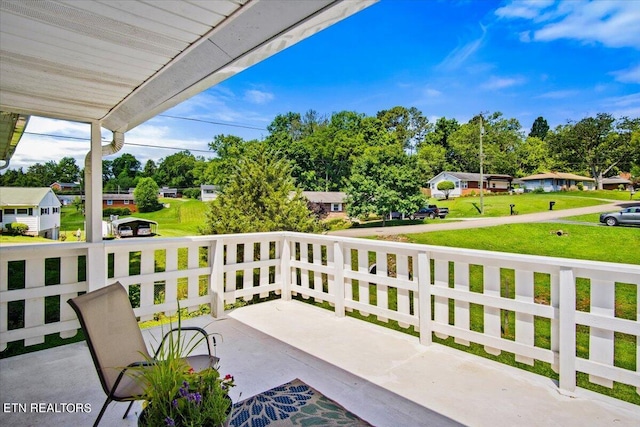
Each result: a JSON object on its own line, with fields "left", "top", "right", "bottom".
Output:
{"left": 133, "top": 310, "right": 234, "bottom": 426}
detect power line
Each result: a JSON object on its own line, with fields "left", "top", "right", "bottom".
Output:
{"left": 125, "top": 142, "right": 212, "bottom": 154}
{"left": 23, "top": 131, "right": 213, "bottom": 154}
{"left": 24, "top": 132, "right": 89, "bottom": 141}
{"left": 158, "top": 114, "right": 267, "bottom": 131}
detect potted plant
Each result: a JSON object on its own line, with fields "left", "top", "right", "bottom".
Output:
{"left": 133, "top": 313, "right": 234, "bottom": 427}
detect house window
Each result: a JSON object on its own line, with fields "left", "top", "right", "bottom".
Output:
{"left": 492, "top": 183, "right": 496, "bottom": 188}
{"left": 53, "top": 207, "right": 59, "bottom": 213}
{"left": 430, "top": 183, "right": 435, "bottom": 189}
{"left": 124, "top": 200, "right": 130, "bottom": 205}
{"left": 331, "top": 203, "right": 342, "bottom": 212}
{"left": 461, "top": 181, "right": 468, "bottom": 189}
{"left": 4, "top": 208, "right": 15, "bottom": 214}
{"left": 17, "top": 208, "right": 28, "bottom": 215}
{"left": 41, "top": 207, "right": 49, "bottom": 215}
{"left": 106, "top": 200, "right": 113, "bottom": 206}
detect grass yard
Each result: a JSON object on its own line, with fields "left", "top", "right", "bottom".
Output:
{"left": 435, "top": 192, "right": 610, "bottom": 218}
{"left": 402, "top": 223, "right": 639, "bottom": 265}
{"left": 133, "top": 198, "right": 209, "bottom": 237}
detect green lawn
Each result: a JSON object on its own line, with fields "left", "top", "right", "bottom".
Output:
{"left": 403, "top": 223, "right": 639, "bottom": 265}
{"left": 133, "top": 198, "right": 208, "bottom": 237}
{"left": 435, "top": 192, "right": 610, "bottom": 218}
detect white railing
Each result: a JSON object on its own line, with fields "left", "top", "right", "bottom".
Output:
{"left": 1, "top": 232, "right": 639, "bottom": 397}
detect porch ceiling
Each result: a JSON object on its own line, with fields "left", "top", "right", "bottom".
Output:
{"left": 0, "top": 0, "right": 376, "bottom": 162}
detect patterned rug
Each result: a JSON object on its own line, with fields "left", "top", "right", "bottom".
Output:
{"left": 230, "top": 379, "right": 373, "bottom": 427}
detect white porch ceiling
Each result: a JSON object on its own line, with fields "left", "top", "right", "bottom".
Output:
{"left": 0, "top": 0, "right": 376, "bottom": 163}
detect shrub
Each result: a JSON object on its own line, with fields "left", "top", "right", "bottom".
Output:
{"left": 103, "top": 207, "right": 131, "bottom": 217}
{"left": 577, "top": 182, "right": 584, "bottom": 191}
{"left": 182, "top": 187, "right": 201, "bottom": 199}
{"left": 532, "top": 187, "right": 545, "bottom": 194}
{"left": 8, "top": 222, "right": 29, "bottom": 235}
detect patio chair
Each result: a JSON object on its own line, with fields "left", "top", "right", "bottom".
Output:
{"left": 68, "top": 282, "right": 219, "bottom": 427}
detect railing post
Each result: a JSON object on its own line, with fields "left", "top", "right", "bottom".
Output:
{"left": 211, "top": 238, "right": 225, "bottom": 318}
{"left": 280, "top": 236, "right": 291, "bottom": 301}
{"left": 417, "top": 251, "right": 432, "bottom": 346}
{"left": 558, "top": 267, "right": 576, "bottom": 394}
{"left": 86, "top": 243, "right": 106, "bottom": 292}
{"left": 333, "top": 241, "right": 345, "bottom": 317}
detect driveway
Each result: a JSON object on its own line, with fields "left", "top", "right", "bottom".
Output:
{"left": 329, "top": 202, "right": 627, "bottom": 238}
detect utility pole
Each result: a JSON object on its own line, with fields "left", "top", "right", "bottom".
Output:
{"left": 479, "top": 114, "right": 484, "bottom": 215}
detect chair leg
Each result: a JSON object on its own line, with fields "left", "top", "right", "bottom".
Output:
{"left": 93, "top": 397, "right": 112, "bottom": 427}
{"left": 123, "top": 401, "right": 135, "bottom": 419}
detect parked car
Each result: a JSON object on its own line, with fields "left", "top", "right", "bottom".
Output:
{"left": 118, "top": 225, "right": 133, "bottom": 237}
{"left": 599, "top": 206, "right": 640, "bottom": 226}
{"left": 387, "top": 211, "right": 404, "bottom": 220}
{"left": 137, "top": 224, "right": 152, "bottom": 236}
{"left": 411, "top": 205, "right": 449, "bottom": 220}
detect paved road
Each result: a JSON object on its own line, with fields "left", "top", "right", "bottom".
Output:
{"left": 329, "top": 201, "right": 630, "bottom": 237}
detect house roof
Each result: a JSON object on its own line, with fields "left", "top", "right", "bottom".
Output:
{"left": 0, "top": 0, "right": 377, "bottom": 166}
{"left": 82, "top": 194, "right": 134, "bottom": 201}
{"left": 602, "top": 175, "right": 631, "bottom": 184}
{"left": 430, "top": 172, "right": 513, "bottom": 182}
{"left": 0, "top": 186, "right": 56, "bottom": 206}
{"left": 301, "top": 191, "right": 346, "bottom": 204}
{"left": 111, "top": 217, "right": 157, "bottom": 227}
{"left": 520, "top": 172, "right": 595, "bottom": 181}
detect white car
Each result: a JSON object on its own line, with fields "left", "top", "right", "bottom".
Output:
{"left": 137, "top": 224, "right": 152, "bottom": 236}
{"left": 118, "top": 225, "right": 133, "bottom": 237}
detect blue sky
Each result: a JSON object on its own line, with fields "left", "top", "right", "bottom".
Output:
{"left": 10, "top": 0, "right": 640, "bottom": 171}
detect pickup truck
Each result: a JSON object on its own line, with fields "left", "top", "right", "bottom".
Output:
{"left": 411, "top": 205, "right": 449, "bottom": 220}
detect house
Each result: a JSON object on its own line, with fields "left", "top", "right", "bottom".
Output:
{"left": 601, "top": 175, "right": 632, "bottom": 191}
{"left": 427, "top": 172, "right": 513, "bottom": 198}
{"left": 0, "top": 187, "right": 61, "bottom": 239}
{"left": 519, "top": 172, "right": 595, "bottom": 192}
{"left": 50, "top": 181, "right": 80, "bottom": 192}
{"left": 81, "top": 194, "right": 137, "bottom": 212}
{"left": 159, "top": 187, "right": 179, "bottom": 198}
{"left": 201, "top": 184, "right": 220, "bottom": 202}
{"left": 301, "top": 191, "right": 347, "bottom": 217}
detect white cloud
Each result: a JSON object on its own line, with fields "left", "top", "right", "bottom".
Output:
{"left": 536, "top": 89, "right": 579, "bottom": 99}
{"left": 244, "top": 89, "right": 274, "bottom": 105}
{"left": 481, "top": 76, "right": 526, "bottom": 90}
{"left": 611, "top": 64, "right": 640, "bottom": 84}
{"left": 437, "top": 24, "right": 487, "bottom": 71}
{"left": 497, "top": 0, "right": 640, "bottom": 49}
{"left": 424, "top": 88, "right": 442, "bottom": 97}
{"left": 495, "top": 0, "right": 555, "bottom": 20}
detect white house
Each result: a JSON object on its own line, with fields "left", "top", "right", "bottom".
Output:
{"left": 302, "top": 191, "right": 347, "bottom": 217}
{"left": 201, "top": 185, "right": 220, "bottom": 202}
{"left": 0, "top": 187, "right": 61, "bottom": 239}
{"left": 519, "top": 172, "right": 595, "bottom": 192}
{"left": 427, "top": 172, "right": 513, "bottom": 199}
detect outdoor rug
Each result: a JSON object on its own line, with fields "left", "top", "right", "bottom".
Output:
{"left": 230, "top": 378, "right": 373, "bottom": 427}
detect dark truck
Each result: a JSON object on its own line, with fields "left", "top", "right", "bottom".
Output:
{"left": 411, "top": 205, "right": 449, "bottom": 220}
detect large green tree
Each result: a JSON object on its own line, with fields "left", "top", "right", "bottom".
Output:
{"left": 547, "top": 113, "right": 640, "bottom": 188}
{"left": 155, "top": 151, "right": 197, "bottom": 188}
{"left": 133, "top": 177, "right": 161, "bottom": 212}
{"left": 346, "top": 144, "right": 426, "bottom": 225}
{"left": 201, "top": 148, "right": 318, "bottom": 234}
{"left": 529, "top": 116, "right": 549, "bottom": 140}
{"left": 376, "top": 106, "right": 431, "bottom": 154}
{"left": 447, "top": 112, "right": 523, "bottom": 176}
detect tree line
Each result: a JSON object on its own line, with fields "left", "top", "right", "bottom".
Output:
{"left": 2, "top": 108, "right": 637, "bottom": 193}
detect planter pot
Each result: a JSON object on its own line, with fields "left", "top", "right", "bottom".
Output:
{"left": 138, "top": 395, "right": 232, "bottom": 427}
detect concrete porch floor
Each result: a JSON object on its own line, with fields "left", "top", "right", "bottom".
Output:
{"left": 1, "top": 299, "right": 638, "bottom": 427}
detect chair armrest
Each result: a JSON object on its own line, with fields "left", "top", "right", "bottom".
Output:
{"left": 109, "top": 360, "right": 155, "bottom": 399}
{"left": 155, "top": 327, "right": 217, "bottom": 359}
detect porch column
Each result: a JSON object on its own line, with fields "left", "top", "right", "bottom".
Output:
{"left": 86, "top": 121, "right": 103, "bottom": 243}
{"left": 85, "top": 121, "right": 106, "bottom": 292}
